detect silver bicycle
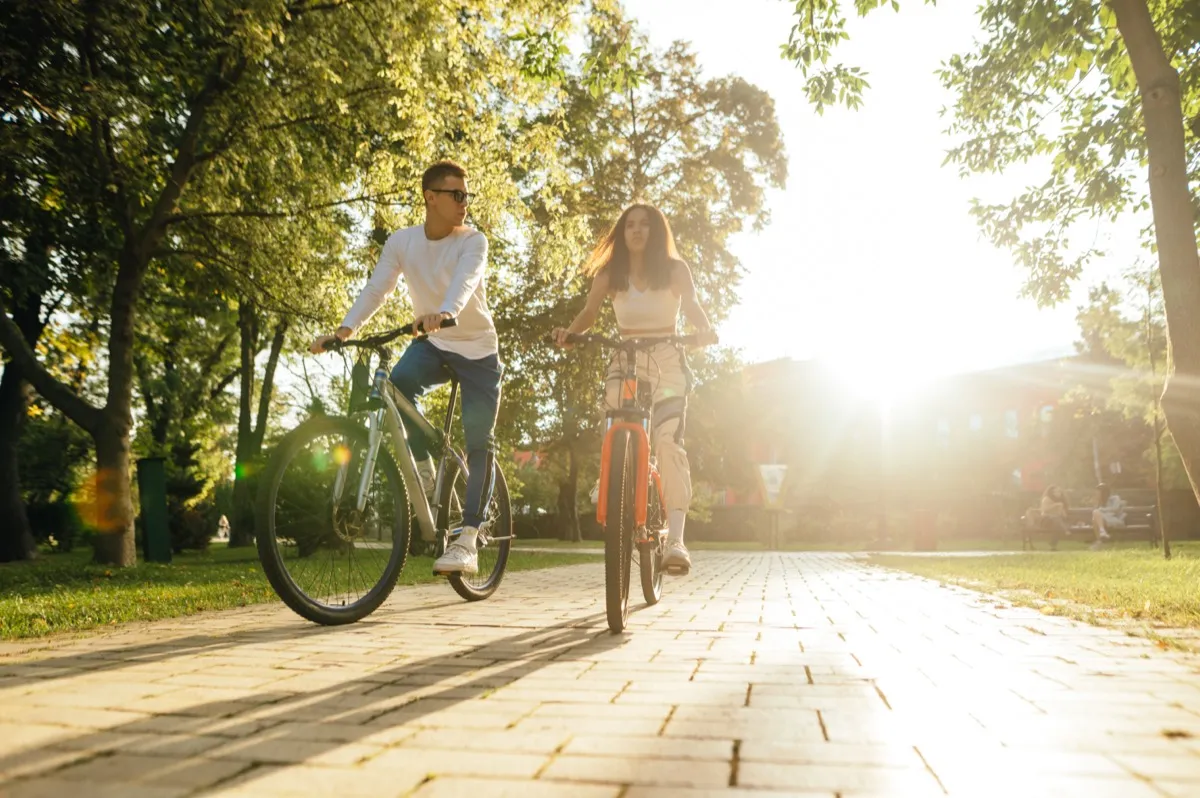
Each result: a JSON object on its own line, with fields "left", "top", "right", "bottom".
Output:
{"left": 255, "top": 319, "right": 512, "bottom": 625}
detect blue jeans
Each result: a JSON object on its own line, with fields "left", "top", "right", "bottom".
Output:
{"left": 389, "top": 339, "right": 501, "bottom": 529}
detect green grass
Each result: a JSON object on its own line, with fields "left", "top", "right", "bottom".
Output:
{"left": 0, "top": 544, "right": 598, "bottom": 641}
{"left": 871, "top": 544, "right": 1200, "bottom": 636}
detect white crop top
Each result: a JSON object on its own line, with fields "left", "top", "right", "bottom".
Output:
{"left": 612, "top": 283, "right": 681, "bottom": 335}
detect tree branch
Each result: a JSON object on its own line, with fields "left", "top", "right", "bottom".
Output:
{"left": 287, "top": 0, "right": 362, "bottom": 14}
{"left": 134, "top": 351, "right": 158, "bottom": 425}
{"left": 181, "top": 327, "right": 236, "bottom": 416}
{"left": 208, "top": 367, "right": 240, "bottom": 402}
{"left": 142, "top": 53, "right": 250, "bottom": 243}
{"left": 252, "top": 318, "right": 289, "bottom": 451}
{"left": 0, "top": 294, "right": 101, "bottom": 434}
{"left": 163, "top": 190, "right": 409, "bottom": 226}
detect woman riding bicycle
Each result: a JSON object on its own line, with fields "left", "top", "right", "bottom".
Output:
{"left": 553, "top": 204, "right": 718, "bottom": 574}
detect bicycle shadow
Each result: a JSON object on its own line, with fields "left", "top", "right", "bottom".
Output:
{"left": 0, "top": 610, "right": 622, "bottom": 792}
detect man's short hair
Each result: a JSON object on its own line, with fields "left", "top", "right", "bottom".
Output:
{"left": 422, "top": 160, "right": 467, "bottom": 192}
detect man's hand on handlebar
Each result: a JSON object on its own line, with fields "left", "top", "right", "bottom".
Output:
{"left": 310, "top": 326, "right": 352, "bottom": 354}
{"left": 416, "top": 311, "right": 453, "bottom": 336}
{"left": 310, "top": 316, "right": 458, "bottom": 355}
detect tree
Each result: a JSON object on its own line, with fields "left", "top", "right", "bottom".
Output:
{"left": 1075, "top": 268, "right": 1182, "bottom": 556}
{"left": 132, "top": 272, "right": 241, "bottom": 549}
{"left": 783, "top": 0, "right": 1200, "bottom": 507}
{"left": 0, "top": 0, "right": 585, "bottom": 565}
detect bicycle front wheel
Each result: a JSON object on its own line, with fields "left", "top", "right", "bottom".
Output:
{"left": 256, "top": 415, "right": 411, "bottom": 625}
{"left": 605, "top": 430, "right": 637, "bottom": 633}
{"left": 439, "top": 458, "right": 512, "bottom": 601}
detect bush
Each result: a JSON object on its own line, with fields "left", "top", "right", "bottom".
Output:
{"left": 171, "top": 505, "right": 213, "bottom": 553}
{"left": 26, "top": 501, "right": 89, "bottom": 552}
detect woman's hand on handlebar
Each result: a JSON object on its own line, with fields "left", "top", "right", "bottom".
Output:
{"left": 551, "top": 327, "right": 574, "bottom": 349}
{"left": 310, "top": 326, "right": 352, "bottom": 354}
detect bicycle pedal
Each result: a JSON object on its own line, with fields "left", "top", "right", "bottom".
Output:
{"left": 664, "top": 564, "right": 690, "bottom": 576}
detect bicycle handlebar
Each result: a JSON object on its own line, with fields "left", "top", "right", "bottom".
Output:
{"left": 560, "top": 332, "right": 709, "bottom": 349}
{"left": 326, "top": 317, "right": 457, "bottom": 352}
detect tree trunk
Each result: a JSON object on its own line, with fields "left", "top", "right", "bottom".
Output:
{"left": 1110, "top": 0, "right": 1200, "bottom": 506}
{"left": 230, "top": 302, "right": 259, "bottom": 548}
{"left": 1155, "top": 418, "right": 1170, "bottom": 559}
{"left": 87, "top": 240, "right": 148, "bottom": 567}
{"left": 91, "top": 420, "right": 137, "bottom": 566}
{"left": 0, "top": 274, "right": 47, "bottom": 563}
{"left": 1146, "top": 287, "right": 1171, "bottom": 560}
{"left": 557, "top": 445, "right": 582, "bottom": 542}
{"left": 0, "top": 368, "right": 37, "bottom": 562}
{"left": 230, "top": 304, "right": 287, "bottom": 547}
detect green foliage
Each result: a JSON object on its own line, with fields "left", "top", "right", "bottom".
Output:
{"left": 24, "top": 501, "right": 90, "bottom": 553}
{"left": 1073, "top": 266, "right": 1189, "bottom": 489}
{"left": 1, "top": 0, "right": 594, "bottom": 559}
{"left": 784, "top": 0, "right": 1200, "bottom": 304}
{"left": 18, "top": 410, "right": 93, "bottom": 507}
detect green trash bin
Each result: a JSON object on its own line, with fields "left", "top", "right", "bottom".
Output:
{"left": 137, "top": 457, "right": 172, "bottom": 563}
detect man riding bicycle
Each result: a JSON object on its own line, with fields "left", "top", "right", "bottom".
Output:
{"left": 311, "top": 160, "right": 501, "bottom": 577}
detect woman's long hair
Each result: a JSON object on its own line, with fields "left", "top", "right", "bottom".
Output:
{"left": 1043, "top": 484, "right": 1068, "bottom": 509}
{"left": 582, "top": 203, "right": 683, "bottom": 291}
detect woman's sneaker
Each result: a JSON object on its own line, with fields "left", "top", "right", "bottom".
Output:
{"left": 663, "top": 540, "right": 691, "bottom": 575}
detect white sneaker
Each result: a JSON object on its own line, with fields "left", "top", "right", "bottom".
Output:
{"left": 433, "top": 541, "right": 478, "bottom": 575}
{"left": 663, "top": 540, "right": 692, "bottom": 574}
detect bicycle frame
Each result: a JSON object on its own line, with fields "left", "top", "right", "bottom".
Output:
{"left": 595, "top": 351, "right": 667, "bottom": 533}
{"left": 331, "top": 365, "right": 467, "bottom": 545}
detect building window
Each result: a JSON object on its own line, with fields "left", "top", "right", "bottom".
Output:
{"left": 1039, "top": 405, "right": 1054, "bottom": 424}
{"left": 969, "top": 413, "right": 983, "bottom": 432}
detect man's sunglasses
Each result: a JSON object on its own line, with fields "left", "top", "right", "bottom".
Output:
{"left": 429, "top": 189, "right": 477, "bottom": 205}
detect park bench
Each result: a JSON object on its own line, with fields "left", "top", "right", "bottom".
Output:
{"left": 1021, "top": 504, "right": 1158, "bottom": 550}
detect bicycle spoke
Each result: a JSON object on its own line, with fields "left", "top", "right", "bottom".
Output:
{"left": 266, "top": 425, "right": 403, "bottom": 610}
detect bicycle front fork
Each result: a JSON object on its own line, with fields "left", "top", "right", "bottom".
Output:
{"left": 327, "top": 407, "right": 386, "bottom": 515}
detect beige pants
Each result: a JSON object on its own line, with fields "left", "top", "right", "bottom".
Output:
{"left": 604, "top": 343, "right": 692, "bottom": 513}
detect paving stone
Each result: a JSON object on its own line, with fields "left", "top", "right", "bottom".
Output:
{"left": 0, "top": 553, "right": 1197, "bottom": 798}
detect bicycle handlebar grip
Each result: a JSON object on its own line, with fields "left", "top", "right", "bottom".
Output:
{"left": 413, "top": 316, "right": 459, "bottom": 335}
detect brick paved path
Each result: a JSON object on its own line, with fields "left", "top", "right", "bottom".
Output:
{"left": 2, "top": 553, "right": 1199, "bottom": 797}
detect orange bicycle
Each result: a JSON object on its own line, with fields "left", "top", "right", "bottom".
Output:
{"left": 563, "top": 333, "right": 702, "bottom": 633}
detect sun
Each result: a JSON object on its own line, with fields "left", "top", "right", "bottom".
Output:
{"left": 823, "top": 344, "right": 940, "bottom": 407}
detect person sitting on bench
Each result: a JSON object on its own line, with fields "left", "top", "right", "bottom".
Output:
{"left": 1091, "top": 482, "right": 1126, "bottom": 550}
{"left": 1038, "top": 485, "right": 1069, "bottom": 550}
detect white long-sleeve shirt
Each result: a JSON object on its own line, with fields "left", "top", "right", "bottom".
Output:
{"left": 340, "top": 225, "right": 498, "bottom": 360}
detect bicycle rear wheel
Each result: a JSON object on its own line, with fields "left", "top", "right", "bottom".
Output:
{"left": 605, "top": 430, "right": 637, "bottom": 633}
{"left": 256, "top": 415, "right": 410, "bottom": 625}
{"left": 439, "top": 458, "right": 512, "bottom": 601}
